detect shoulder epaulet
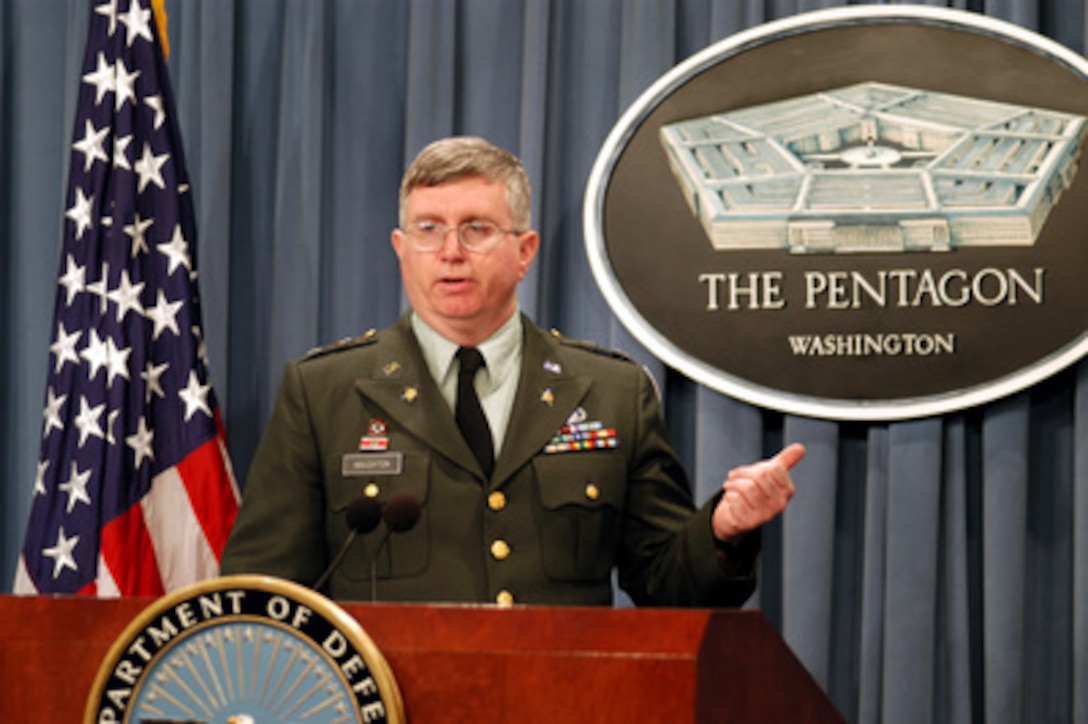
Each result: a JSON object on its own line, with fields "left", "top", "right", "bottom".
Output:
{"left": 550, "top": 328, "right": 633, "bottom": 361}
{"left": 302, "top": 328, "right": 379, "bottom": 360}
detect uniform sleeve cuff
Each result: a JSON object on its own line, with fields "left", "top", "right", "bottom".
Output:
{"left": 713, "top": 526, "right": 762, "bottom": 577}
{"left": 683, "top": 495, "right": 761, "bottom": 587}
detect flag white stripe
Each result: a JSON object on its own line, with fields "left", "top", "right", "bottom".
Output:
{"left": 95, "top": 558, "right": 121, "bottom": 598}
{"left": 13, "top": 556, "right": 36, "bottom": 595}
{"left": 142, "top": 465, "right": 219, "bottom": 592}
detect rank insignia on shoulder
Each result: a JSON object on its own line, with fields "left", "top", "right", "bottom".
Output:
{"left": 303, "top": 329, "right": 378, "bottom": 359}
{"left": 551, "top": 330, "right": 632, "bottom": 361}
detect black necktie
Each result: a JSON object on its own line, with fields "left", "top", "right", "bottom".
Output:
{"left": 456, "top": 346, "right": 494, "bottom": 478}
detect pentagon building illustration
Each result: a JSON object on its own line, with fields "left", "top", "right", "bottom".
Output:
{"left": 659, "top": 82, "right": 1087, "bottom": 253}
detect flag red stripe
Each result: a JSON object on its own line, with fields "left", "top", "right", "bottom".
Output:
{"left": 177, "top": 433, "right": 239, "bottom": 557}
{"left": 100, "top": 503, "right": 166, "bottom": 597}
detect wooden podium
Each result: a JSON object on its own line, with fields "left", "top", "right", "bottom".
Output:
{"left": 0, "top": 595, "right": 842, "bottom": 722}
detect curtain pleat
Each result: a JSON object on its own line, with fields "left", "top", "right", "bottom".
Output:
{"left": 884, "top": 420, "right": 943, "bottom": 723}
{"left": 1075, "top": 361, "right": 1088, "bottom": 724}
{"left": 983, "top": 397, "right": 1031, "bottom": 724}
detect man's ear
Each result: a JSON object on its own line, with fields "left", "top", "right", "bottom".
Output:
{"left": 391, "top": 228, "right": 405, "bottom": 258}
{"left": 518, "top": 230, "right": 540, "bottom": 277}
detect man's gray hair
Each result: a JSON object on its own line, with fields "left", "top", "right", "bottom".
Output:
{"left": 399, "top": 136, "right": 532, "bottom": 230}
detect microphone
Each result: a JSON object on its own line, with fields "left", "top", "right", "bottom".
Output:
{"left": 383, "top": 491, "right": 422, "bottom": 532}
{"left": 369, "top": 492, "right": 422, "bottom": 601}
{"left": 313, "top": 495, "right": 383, "bottom": 591}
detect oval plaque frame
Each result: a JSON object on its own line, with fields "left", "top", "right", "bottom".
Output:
{"left": 584, "top": 6, "right": 1088, "bottom": 420}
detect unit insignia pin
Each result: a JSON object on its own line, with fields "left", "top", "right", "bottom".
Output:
{"left": 359, "top": 416, "right": 389, "bottom": 451}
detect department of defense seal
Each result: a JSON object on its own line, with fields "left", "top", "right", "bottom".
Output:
{"left": 85, "top": 575, "right": 404, "bottom": 723}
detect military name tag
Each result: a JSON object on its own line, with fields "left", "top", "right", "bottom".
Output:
{"left": 343, "top": 452, "right": 403, "bottom": 476}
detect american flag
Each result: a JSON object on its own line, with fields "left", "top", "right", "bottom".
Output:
{"left": 13, "top": 0, "right": 239, "bottom": 596}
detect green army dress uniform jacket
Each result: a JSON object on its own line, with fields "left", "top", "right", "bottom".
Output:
{"left": 220, "top": 314, "right": 758, "bottom": 607}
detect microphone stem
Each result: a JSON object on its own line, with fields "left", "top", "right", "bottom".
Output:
{"left": 314, "top": 530, "right": 358, "bottom": 592}
{"left": 370, "top": 527, "right": 393, "bottom": 602}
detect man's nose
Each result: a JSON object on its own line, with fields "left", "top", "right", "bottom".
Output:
{"left": 437, "top": 227, "right": 467, "bottom": 258}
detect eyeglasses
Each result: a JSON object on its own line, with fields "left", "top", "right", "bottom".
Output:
{"left": 400, "top": 221, "right": 522, "bottom": 253}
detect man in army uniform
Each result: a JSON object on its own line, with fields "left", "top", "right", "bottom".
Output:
{"left": 221, "top": 136, "right": 803, "bottom": 606}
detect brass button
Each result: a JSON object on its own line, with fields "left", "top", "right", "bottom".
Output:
{"left": 490, "top": 539, "right": 511, "bottom": 561}
{"left": 363, "top": 482, "right": 380, "bottom": 498}
{"left": 488, "top": 491, "right": 507, "bottom": 511}
{"left": 585, "top": 483, "right": 600, "bottom": 501}
{"left": 496, "top": 590, "right": 514, "bottom": 607}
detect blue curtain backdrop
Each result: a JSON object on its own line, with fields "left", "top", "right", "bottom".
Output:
{"left": 2, "top": 1, "right": 1086, "bottom": 722}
